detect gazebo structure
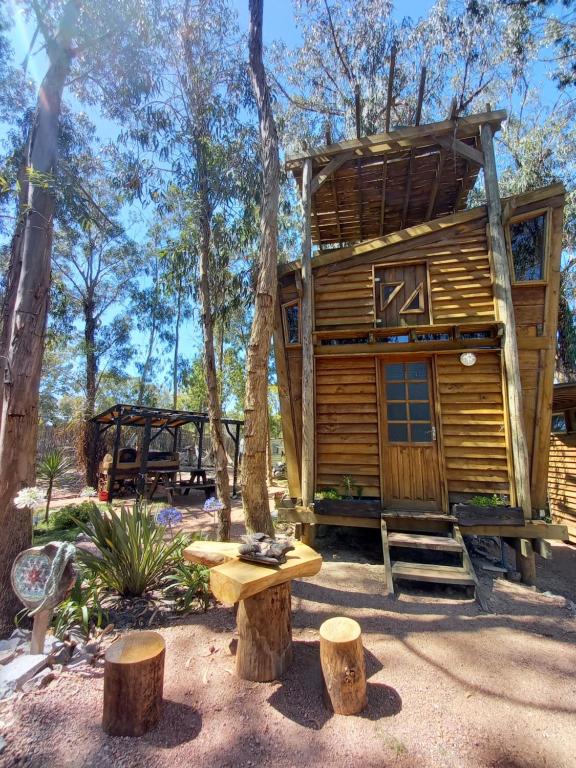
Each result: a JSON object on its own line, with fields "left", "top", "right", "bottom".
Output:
{"left": 92, "top": 404, "right": 243, "bottom": 502}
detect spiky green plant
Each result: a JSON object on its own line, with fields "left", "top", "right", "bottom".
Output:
{"left": 75, "top": 502, "right": 184, "bottom": 597}
{"left": 163, "top": 562, "right": 210, "bottom": 613}
{"left": 37, "top": 449, "right": 75, "bottom": 523}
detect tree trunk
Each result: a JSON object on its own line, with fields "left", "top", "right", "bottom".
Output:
{"left": 0, "top": 0, "right": 79, "bottom": 636}
{"left": 172, "top": 286, "right": 182, "bottom": 409}
{"left": 83, "top": 295, "right": 99, "bottom": 486}
{"left": 242, "top": 0, "right": 280, "bottom": 537}
{"left": 44, "top": 478, "right": 53, "bottom": 524}
{"left": 138, "top": 256, "right": 160, "bottom": 406}
{"left": 196, "top": 139, "right": 232, "bottom": 542}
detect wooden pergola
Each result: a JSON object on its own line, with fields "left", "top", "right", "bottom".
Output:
{"left": 92, "top": 404, "right": 243, "bottom": 501}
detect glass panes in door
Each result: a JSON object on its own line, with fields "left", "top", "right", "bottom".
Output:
{"left": 385, "top": 361, "right": 434, "bottom": 443}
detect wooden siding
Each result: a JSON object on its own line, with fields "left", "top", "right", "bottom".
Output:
{"left": 436, "top": 352, "right": 510, "bottom": 497}
{"left": 315, "top": 356, "right": 381, "bottom": 497}
{"left": 313, "top": 216, "right": 494, "bottom": 331}
{"left": 548, "top": 434, "right": 576, "bottom": 542}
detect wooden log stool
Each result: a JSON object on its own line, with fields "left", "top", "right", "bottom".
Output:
{"left": 320, "top": 617, "right": 367, "bottom": 715}
{"left": 102, "top": 631, "right": 165, "bottom": 736}
{"left": 184, "top": 540, "right": 322, "bottom": 682}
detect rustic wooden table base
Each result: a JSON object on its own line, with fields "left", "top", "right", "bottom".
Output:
{"left": 184, "top": 541, "right": 321, "bottom": 682}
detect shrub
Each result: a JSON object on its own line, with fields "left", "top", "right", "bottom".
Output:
{"left": 469, "top": 494, "right": 507, "bottom": 507}
{"left": 163, "top": 562, "right": 210, "bottom": 613}
{"left": 49, "top": 501, "right": 100, "bottom": 530}
{"left": 52, "top": 568, "right": 108, "bottom": 640}
{"left": 75, "top": 501, "right": 185, "bottom": 597}
{"left": 37, "top": 449, "right": 75, "bottom": 523}
{"left": 315, "top": 488, "right": 341, "bottom": 500}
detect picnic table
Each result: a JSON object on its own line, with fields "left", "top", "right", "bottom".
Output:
{"left": 184, "top": 540, "right": 322, "bottom": 681}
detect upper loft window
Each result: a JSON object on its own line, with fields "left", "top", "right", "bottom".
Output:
{"left": 508, "top": 213, "right": 547, "bottom": 282}
{"left": 552, "top": 412, "right": 567, "bottom": 434}
{"left": 282, "top": 300, "right": 301, "bottom": 346}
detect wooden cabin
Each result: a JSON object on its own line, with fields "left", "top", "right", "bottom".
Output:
{"left": 548, "top": 383, "right": 576, "bottom": 543}
{"left": 275, "top": 108, "right": 568, "bottom": 590}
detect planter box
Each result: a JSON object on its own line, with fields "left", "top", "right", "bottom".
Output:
{"left": 453, "top": 503, "right": 524, "bottom": 527}
{"left": 314, "top": 499, "right": 383, "bottom": 519}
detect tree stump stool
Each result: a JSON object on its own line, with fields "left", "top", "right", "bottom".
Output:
{"left": 320, "top": 617, "right": 367, "bottom": 715}
{"left": 102, "top": 631, "right": 165, "bottom": 736}
{"left": 183, "top": 540, "right": 322, "bottom": 682}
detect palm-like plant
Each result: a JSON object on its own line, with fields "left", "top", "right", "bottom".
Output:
{"left": 37, "top": 449, "right": 75, "bottom": 523}
{"left": 75, "top": 502, "right": 187, "bottom": 597}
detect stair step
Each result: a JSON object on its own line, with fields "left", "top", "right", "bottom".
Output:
{"left": 388, "top": 532, "right": 462, "bottom": 553}
{"left": 381, "top": 510, "right": 456, "bottom": 522}
{"left": 391, "top": 561, "right": 476, "bottom": 586}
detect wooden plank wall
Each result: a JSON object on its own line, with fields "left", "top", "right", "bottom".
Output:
{"left": 436, "top": 352, "right": 510, "bottom": 497}
{"left": 313, "top": 216, "right": 495, "bottom": 331}
{"left": 548, "top": 434, "right": 576, "bottom": 542}
{"left": 315, "top": 356, "right": 381, "bottom": 497}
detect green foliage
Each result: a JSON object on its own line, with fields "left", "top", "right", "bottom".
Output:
{"left": 315, "top": 488, "right": 341, "bottom": 500}
{"left": 75, "top": 501, "right": 184, "bottom": 597}
{"left": 49, "top": 501, "right": 101, "bottom": 530}
{"left": 469, "top": 494, "right": 507, "bottom": 507}
{"left": 37, "top": 449, "right": 75, "bottom": 521}
{"left": 163, "top": 562, "right": 210, "bottom": 613}
{"left": 341, "top": 475, "right": 363, "bottom": 499}
{"left": 52, "top": 569, "right": 108, "bottom": 640}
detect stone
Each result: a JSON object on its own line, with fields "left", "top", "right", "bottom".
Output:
{"left": 0, "top": 639, "right": 20, "bottom": 654}
{"left": 0, "top": 654, "right": 48, "bottom": 694}
{"left": 0, "top": 735, "right": 5, "bottom": 754}
{"left": 10, "top": 629, "right": 30, "bottom": 643}
{"left": 0, "top": 650, "right": 16, "bottom": 667}
{"left": 21, "top": 668, "right": 55, "bottom": 694}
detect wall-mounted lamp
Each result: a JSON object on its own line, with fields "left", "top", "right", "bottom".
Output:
{"left": 460, "top": 352, "right": 477, "bottom": 367}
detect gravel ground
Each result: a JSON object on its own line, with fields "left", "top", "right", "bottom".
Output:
{"left": 3, "top": 490, "right": 575, "bottom": 768}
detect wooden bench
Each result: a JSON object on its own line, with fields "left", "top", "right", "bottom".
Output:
{"left": 184, "top": 540, "right": 322, "bottom": 681}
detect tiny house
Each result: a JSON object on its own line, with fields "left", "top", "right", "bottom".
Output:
{"left": 275, "top": 108, "right": 568, "bottom": 589}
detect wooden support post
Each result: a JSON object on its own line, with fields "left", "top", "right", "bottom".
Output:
{"left": 102, "top": 631, "right": 165, "bottom": 736}
{"left": 30, "top": 608, "right": 53, "bottom": 655}
{"left": 515, "top": 539, "right": 537, "bottom": 586}
{"left": 236, "top": 582, "right": 292, "bottom": 681}
{"left": 320, "top": 617, "right": 367, "bottom": 715}
{"left": 108, "top": 414, "right": 122, "bottom": 503}
{"left": 197, "top": 420, "right": 204, "bottom": 470}
{"left": 380, "top": 517, "right": 394, "bottom": 596}
{"left": 232, "top": 422, "right": 241, "bottom": 496}
{"left": 480, "top": 123, "right": 533, "bottom": 524}
{"left": 301, "top": 158, "right": 315, "bottom": 509}
{"left": 354, "top": 81, "right": 361, "bottom": 139}
{"left": 137, "top": 416, "right": 152, "bottom": 499}
{"left": 301, "top": 522, "right": 316, "bottom": 547}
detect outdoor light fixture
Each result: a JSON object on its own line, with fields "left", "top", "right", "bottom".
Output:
{"left": 460, "top": 352, "right": 477, "bottom": 367}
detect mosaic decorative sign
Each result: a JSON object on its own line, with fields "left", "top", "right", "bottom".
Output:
{"left": 11, "top": 549, "right": 52, "bottom": 606}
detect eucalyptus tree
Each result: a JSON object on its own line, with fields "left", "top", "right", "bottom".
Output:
{"left": 120, "top": 0, "right": 259, "bottom": 540}
{"left": 240, "top": 0, "right": 280, "bottom": 536}
{"left": 0, "top": 0, "right": 164, "bottom": 633}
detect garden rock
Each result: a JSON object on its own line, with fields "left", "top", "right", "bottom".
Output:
{"left": 0, "top": 735, "right": 6, "bottom": 754}
{"left": 21, "top": 668, "right": 56, "bottom": 694}
{"left": 0, "top": 654, "right": 48, "bottom": 696}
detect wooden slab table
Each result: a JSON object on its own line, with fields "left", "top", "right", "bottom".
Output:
{"left": 184, "top": 540, "right": 322, "bottom": 681}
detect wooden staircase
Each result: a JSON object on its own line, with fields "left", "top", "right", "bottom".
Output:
{"left": 380, "top": 516, "right": 477, "bottom": 597}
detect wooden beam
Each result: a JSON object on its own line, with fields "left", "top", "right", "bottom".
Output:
{"left": 354, "top": 81, "right": 361, "bottom": 139}
{"left": 530, "top": 203, "right": 564, "bottom": 508}
{"left": 480, "top": 122, "right": 532, "bottom": 522}
{"left": 300, "top": 158, "right": 315, "bottom": 507}
{"left": 385, "top": 44, "right": 396, "bottom": 132}
{"left": 415, "top": 66, "right": 426, "bottom": 126}
{"left": 356, "top": 159, "right": 364, "bottom": 240}
{"left": 330, "top": 173, "right": 343, "bottom": 242}
{"left": 380, "top": 517, "right": 394, "bottom": 596}
{"left": 285, "top": 109, "right": 506, "bottom": 167}
{"left": 435, "top": 135, "right": 484, "bottom": 166}
{"left": 400, "top": 151, "right": 414, "bottom": 230}
{"left": 272, "top": 301, "right": 301, "bottom": 499}
{"left": 310, "top": 151, "right": 356, "bottom": 195}
{"left": 379, "top": 158, "right": 388, "bottom": 235}
{"left": 426, "top": 150, "right": 445, "bottom": 220}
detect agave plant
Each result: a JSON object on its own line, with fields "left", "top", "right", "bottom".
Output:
{"left": 37, "top": 449, "right": 75, "bottom": 523}
{"left": 75, "top": 501, "right": 185, "bottom": 597}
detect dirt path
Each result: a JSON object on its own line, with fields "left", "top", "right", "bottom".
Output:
{"left": 3, "top": 495, "right": 576, "bottom": 768}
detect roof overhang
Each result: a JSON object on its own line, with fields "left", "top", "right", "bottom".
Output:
{"left": 286, "top": 109, "right": 507, "bottom": 247}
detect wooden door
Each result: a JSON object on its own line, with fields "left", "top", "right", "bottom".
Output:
{"left": 379, "top": 358, "right": 443, "bottom": 509}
